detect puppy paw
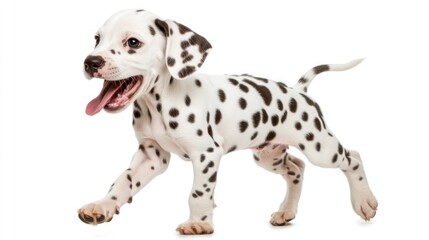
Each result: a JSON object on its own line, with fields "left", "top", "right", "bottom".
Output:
{"left": 352, "top": 192, "right": 378, "bottom": 221}
{"left": 78, "top": 199, "right": 120, "bottom": 225}
{"left": 270, "top": 210, "right": 295, "bottom": 226}
{"left": 176, "top": 221, "right": 214, "bottom": 235}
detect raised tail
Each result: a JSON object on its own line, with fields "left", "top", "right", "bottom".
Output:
{"left": 293, "top": 58, "right": 364, "bottom": 92}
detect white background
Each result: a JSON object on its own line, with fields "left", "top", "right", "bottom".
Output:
{"left": 1, "top": 0, "right": 428, "bottom": 239}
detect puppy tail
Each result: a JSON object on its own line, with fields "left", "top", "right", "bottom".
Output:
{"left": 293, "top": 58, "right": 364, "bottom": 92}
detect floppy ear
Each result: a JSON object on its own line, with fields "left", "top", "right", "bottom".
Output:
{"left": 155, "top": 19, "right": 212, "bottom": 80}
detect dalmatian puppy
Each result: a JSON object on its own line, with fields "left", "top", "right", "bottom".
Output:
{"left": 78, "top": 9, "right": 378, "bottom": 235}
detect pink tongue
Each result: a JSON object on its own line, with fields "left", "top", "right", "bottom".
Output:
{"left": 86, "top": 82, "right": 122, "bottom": 116}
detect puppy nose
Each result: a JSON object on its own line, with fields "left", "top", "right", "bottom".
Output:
{"left": 84, "top": 55, "right": 105, "bottom": 75}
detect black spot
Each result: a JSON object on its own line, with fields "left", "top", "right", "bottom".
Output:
{"left": 314, "top": 64, "right": 330, "bottom": 74}
{"left": 239, "top": 84, "right": 249, "bottom": 93}
{"left": 196, "top": 190, "right": 204, "bottom": 196}
{"left": 266, "top": 131, "right": 276, "bottom": 142}
{"left": 273, "top": 159, "right": 283, "bottom": 166}
{"left": 277, "top": 100, "right": 284, "bottom": 111}
{"left": 305, "top": 133, "right": 314, "bottom": 141}
{"left": 314, "top": 102, "right": 326, "bottom": 128}
{"left": 215, "top": 109, "right": 222, "bottom": 124}
{"left": 332, "top": 154, "right": 338, "bottom": 163}
{"left": 201, "top": 216, "right": 208, "bottom": 221}
{"left": 127, "top": 174, "right": 132, "bottom": 182}
{"left": 134, "top": 101, "right": 142, "bottom": 110}
{"left": 181, "top": 40, "right": 190, "bottom": 49}
{"left": 181, "top": 50, "right": 189, "bottom": 58}
{"left": 203, "top": 161, "right": 215, "bottom": 174}
{"left": 133, "top": 110, "right": 141, "bottom": 118}
{"left": 250, "top": 132, "right": 258, "bottom": 140}
{"left": 192, "top": 193, "right": 198, "bottom": 198}
{"left": 169, "top": 77, "right": 174, "bottom": 85}
{"left": 239, "top": 98, "right": 247, "bottom": 109}
{"left": 253, "top": 154, "right": 260, "bottom": 161}
{"left": 277, "top": 82, "right": 288, "bottom": 93}
{"left": 229, "top": 78, "right": 239, "bottom": 86}
{"left": 295, "top": 122, "right": 302, "bottom": 130}
{"left": 181, "top": 95, "right": 189, "bottom": 107}
{"left": 293, "top": 179, "right": 300, "bottom": 184}
{"left": 207, "top": 125, "right": 213, "bottom": 138}
{"left": 289, "top": 98, "right": 298, "bottom": 113}
{"left": 178, "top": 66, "right": 196, "bottom": 78}
{"left": 338, "top": 144, "right": 344, "bottom": 154}
{"left": 110, "top": 49, "right": 116, "bottom": 54}
{"left": 136, "top": 9, "right": 145, "bottom": 12}
{"left": 239, "top": 121, "right": 248, "bottom": 132}
{"left": 227, "top": 145, "right": 237, "bottom": 153}
{"left": 136, "top": 182, "right": 141, "bottom": 187}
{"left": 155, "top": 94, "right": 160, "bottom": 101}
{"left": 197, "top": 129, "right": 203, "bottom": 136}
{"left": 298, "top": 77, "right": 308, "bottom": 84}
{"left": 111, "top": 196, "right": 117, "bottom": 200}
{"left": 271, "top": 115, "right": 279, "bottom": 126}
{"left": 315, "top": 142, "right": 321, "bottom": 151}
{"left": 188, "top": 114, "right": 195, "bottom": 123}
{"left": 207, "top": 147, "right": 214, "bottom": 152}
{"left": 353, "top": 165, "right": 360, "bottom": 171}
{"left": 182, "top": 55, "right": 193, "bottom": 64}
{"left": 302, "top": 112, "right": 308, "bottom": 121}
{"left": 151, "top": 166, "right": 155, "bottom": 170}
{"left": 188, "top": 34, "right": 212, "bottom": 53}
{"left": 206, "top": 112, "right": 210, "bottom": 123}
{"left": 169, "top": 108, "right": 179, "bottom": 117}
{"left": 287, "top": 171, "right": 296, "bottom": 176}
{"left": 300, "top": 93, "right": 314, "bottom": 105}
{"left": 218, "top": 89, "right": 226, "bottom": 102}
{"left": 155, "top": 19, "right": 169, "bottom": 36}
{"left": 167, "top": 57, "right": 176, "bottom": 67}
{"left": 359, "top": 176, "right": 363, "bottom": 181}
{"left": 252, "top": 112, "right": 261, "bottom": 128}
{"left": 258, "top": 142, "right": 270, "bottom": 148}
{"left": 200, "top": 154, "right": 206, "bottom": 162}
{"left": 139, "top": 144, "right": 145, "bottom": 152}
{"left": 208, "top": 171, "right": 217, "bottom": 182}
{"left": 281, "top": 111, "right": 288, "bottom": 123}
{"left": 195, "top": 79, "right": 202, "bottom": 87}
{"left": 243, "top": 79, "right": 272, "bottom": 105}
{"left": 156, "top": 103, "right": 162, "bottom": 112}
{"left": 262, "top": 109, "right": 268, "bottom": 123}
{"left": 147, "top": 109, "right": 152, "bottom": 122}
{"left": 149, "top": 25, "right": 156, "bottom": 35}
{"left": 155, "top": 149, "right": 160, "bottom": 157}
{"left": 314, "top": 118, "right": 322, "bottom": 131}
{"left": 169, "top": 121, "right": 178, "bottom": 129}
{"left": 128, "top": 49, "right": 136, "bottom": 54}
{"left": 298, "top": 144, "right": 305, "bottom": 150}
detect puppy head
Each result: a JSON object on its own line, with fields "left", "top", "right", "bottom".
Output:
{"left": 84, "top": 9, "right": 212, "bottom": 116}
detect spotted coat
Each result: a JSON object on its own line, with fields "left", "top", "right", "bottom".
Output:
{"left": 78, "top": 9, "right": 378, "bottom": 235}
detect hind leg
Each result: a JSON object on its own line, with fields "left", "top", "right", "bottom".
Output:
{"left": 252, "top": 144, "right": 305, "bottom": 226}
{"left": 297, "top": 132, "right": 378, "bottom": 221}
{"left": 342, "top": 150, "right": 378, "bottom": 220}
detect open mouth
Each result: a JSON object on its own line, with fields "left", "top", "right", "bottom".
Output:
{"left": 86, "top": 75, "right": 143, "bottom": 116}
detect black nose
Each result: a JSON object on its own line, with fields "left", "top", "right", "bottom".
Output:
{"left": 84, "top": 55, "right": 105, "bottom": 76}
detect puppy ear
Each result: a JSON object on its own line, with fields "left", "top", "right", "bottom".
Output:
{"left": 155, "top": 19, "right": 212, "bottom": 80}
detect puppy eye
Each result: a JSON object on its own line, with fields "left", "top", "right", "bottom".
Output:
{"left": 94, "top": 35, "right": 100, "bottom": 47}
{"left": 127, "top": 38, "right": 142, "bottom": 49}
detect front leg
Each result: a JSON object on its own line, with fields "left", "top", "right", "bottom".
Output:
{"left": 176, "top": 147, "right": 222, "bottom": 235}
{"left": 78, "top": 140, "right": 170, "bottom": 224}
